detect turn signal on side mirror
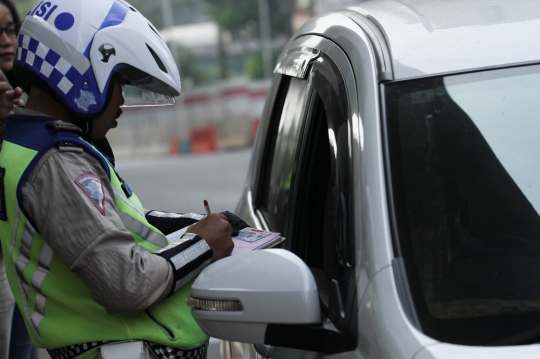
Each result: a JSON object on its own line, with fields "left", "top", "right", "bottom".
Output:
{"left": 186, "top": 297, "right": 243, "bottom": 312}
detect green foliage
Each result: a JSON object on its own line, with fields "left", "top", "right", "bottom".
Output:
{"left": 244, "top": 48, "right": 282, "bottom": 80}
{"left": 14, "top": 3, "right": 32, "bottom": 18}
{"left": 174, "top": 44, "right": 219, "bottom": 86}
{"left": 205, "top": 0, "right": 293, "bottom": 39}
{"left": 244, "top": 52, "right": 264, "bottom": 80}
{"left": 12, "top": 0, "right": 163, "bottom": 25}
{"left": 12, "top": 0, "right": 209, "bottom": 30}
{"left": 13, "top": 0, "right": 293, "bottom": 38}
{"left": 205, "top": 0, "right": 258, "bottom": 38}
{"left": 124, "top": 0, "right": 164, "bottom": 27}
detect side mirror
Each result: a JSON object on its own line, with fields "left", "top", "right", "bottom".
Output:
{"left": 188, "top": 249, "right": 321, "bottom": 344}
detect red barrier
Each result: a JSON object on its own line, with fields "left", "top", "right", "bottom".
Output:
{"left": 169, "top": 134, "right": 179, "bottom": 156}
{"left": 190, "top": 126, "right": 217, "bottom": 153}
{"left": 251, "top": 117, "right": 260, "bottom": 143}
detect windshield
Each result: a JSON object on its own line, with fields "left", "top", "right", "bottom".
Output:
{"left": 384, "top": 64, "right": 540, "bottom": 345}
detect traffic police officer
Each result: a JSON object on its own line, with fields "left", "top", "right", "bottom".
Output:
{"left": 0, "top": 0, "right": 235, "bottom": 358}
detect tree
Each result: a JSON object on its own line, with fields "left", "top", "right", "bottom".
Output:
{"left": 205, "top": 0, "right": 294, "bottom": 79}
{"left": 205, "top": 0, "right": 293, "bottom": 40}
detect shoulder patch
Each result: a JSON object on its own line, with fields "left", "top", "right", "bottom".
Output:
{"left": 75, "top": 174, "right": 105, "bottom": 215}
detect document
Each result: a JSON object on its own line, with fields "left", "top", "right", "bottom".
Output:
{"left": 231, "top": 228, "right": 283, "bottom": 255}
{"left": 165, "top": 227, "right": 283, "bottom": 255}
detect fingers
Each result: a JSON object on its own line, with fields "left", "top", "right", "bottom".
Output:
{"left": 0, "top": 82, "right": 9, "bottom": 93}
{"left": 0, "top": 84, "right": 20, "bottom": 118}
{"left": 5, "top": 87, "right": 23, "bottom": 102}
{"left": 217, "top": 214, "right": 233, "bottom": 234}
{"left": 12, "top": 87, "right": 22, "bottom": 98}
{"left": 187, "top": 213, "right": 234, "bottom": 262}
{"left": 188, "top": 213, "right": 232, "bottom": 240}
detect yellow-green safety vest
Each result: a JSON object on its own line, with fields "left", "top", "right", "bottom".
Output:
{"left": 0, "top": 115, "right": 208, "bottom": 357}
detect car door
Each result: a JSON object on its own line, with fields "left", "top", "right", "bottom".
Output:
{"left": 227, "top": 35, "right": 361, "bottom": 359}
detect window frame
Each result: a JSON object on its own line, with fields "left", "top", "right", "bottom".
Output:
{"left": 253, "top": 46, "right": 358, "bottom": 349}
{"left": 255, "top": 76, "right": 316, "bottom": 234}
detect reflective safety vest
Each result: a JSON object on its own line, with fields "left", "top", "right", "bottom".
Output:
{"left": 0, "top": 115, "right": 208, "bottom": 353}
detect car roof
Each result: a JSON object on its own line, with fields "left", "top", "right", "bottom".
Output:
{"left": 348, "top": 0, "right": 540, "bottom": 80}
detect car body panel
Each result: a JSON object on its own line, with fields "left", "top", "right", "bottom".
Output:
{"left": 357, "top": 266, "right": 437, "bottom": 359}
{"left": 413, "top": 342, "right": 540, "bottom": 359}
{"left": 351, "top": 0, "right": 540, "bottom": 79}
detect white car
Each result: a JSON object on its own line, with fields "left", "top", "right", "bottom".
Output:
{"left": 188, "top": 0, "right": 540, "bottom": 358}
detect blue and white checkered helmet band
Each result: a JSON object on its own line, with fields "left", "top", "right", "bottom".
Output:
{"left": 18, "top": 35, "right": 74, "bottom": 95}
{"left": 17, "top": 32, "right": 103, "bottom": 113}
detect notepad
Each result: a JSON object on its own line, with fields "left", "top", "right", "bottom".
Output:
{"left": 231, "top": 228, "right": 284, "bottom": 255}
{"left": 165, "top": 227, "right": 284, "bottom": 255}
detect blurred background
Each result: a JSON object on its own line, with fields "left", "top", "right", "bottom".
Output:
{"left": 12, "top": 0, "right": 359, "bottom": 159}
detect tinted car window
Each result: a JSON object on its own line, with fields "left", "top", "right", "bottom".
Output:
{"left": 286, "top": 53, "right": 357, "bottom": 348}
{"left": 384, "top": 64, "right": 540, "bottom": 345}
{"left": 259, "top": 77, "right": 313, "bottom": 232}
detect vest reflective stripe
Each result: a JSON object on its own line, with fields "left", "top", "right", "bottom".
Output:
{"left": 31, "top": 311, "right": 44, "bottom": 336}
{"left": 7, "top": 203, "right": 43, "bottom": 344}
{"left": 12, "top": 205, "right": 54, "bottom": 345}
{"left": 113, "top": 187, "right": 145, "bottom": 218}
{"left": 36, "top": 246, "right": 54, "bottom": 285}
{"left": 14, "top": 254, "right": 28, "bottom": 278}
{"left": 34, "top": 292, "right": 46, "bottom": 315}
{"left": 20, "top": 219, "right": 34, "bottom": 258}
{"left": 118, "top": 212, "right": 168, "bottom": 248}
{"left": 155, "top": 239, "right": 212, "bottom": 292}
{"left": 9, "top": 203, "right": 20, "bottom": 253}
{"left": 110, "top": 173, "right": 169, "bottom": 250}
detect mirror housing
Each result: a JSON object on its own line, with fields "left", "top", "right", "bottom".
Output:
{"left": 189, "top": 249, "right": 321, "bottom": 344}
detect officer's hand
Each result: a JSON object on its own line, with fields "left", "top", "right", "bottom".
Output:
{"left": 0, "top": 82, "right": 22, "bottom": 119}
{"left": 9, "top": 86, "right": 24, "bottom": 106}
{"left": 187, "top": 213, "right": 234, "bottom": 262}
{"left": 220, "top": 211, "right": 249, "bottom": 236}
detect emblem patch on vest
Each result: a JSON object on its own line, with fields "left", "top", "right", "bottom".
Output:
{"left": 75, "top": 174, "right": 105, "bottom": 215}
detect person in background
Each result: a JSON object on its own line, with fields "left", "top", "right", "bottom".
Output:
{"left": 0, "top": 0, "right": 245, "bottom": 358}
{"left": 0, "top": 1, "right": 34, "bottom": 359}
{"left": 0, "top": 0, "right": 23, "bottom": 139}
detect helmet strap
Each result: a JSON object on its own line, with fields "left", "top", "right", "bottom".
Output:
{"left": 70, "top": 115, "right": 94, "bottom": 141}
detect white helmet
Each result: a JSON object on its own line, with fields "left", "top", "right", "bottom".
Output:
{"left": 17, "top": 0, "right": 181, "bottom": 117}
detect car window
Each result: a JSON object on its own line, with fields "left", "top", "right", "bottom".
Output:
{"left": 292, "top": 56, "right": 355, "bottom": 293}
{"left": 258, "top": 77, "right": 313, "bottom": 233}
{"left": 257, "top": 51, "right": 357, "bottom": 346}
{"left": 384, "top": 63, "right": 540, "bottom": 345}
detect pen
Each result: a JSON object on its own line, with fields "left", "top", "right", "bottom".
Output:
{"left": 204, "top": 199, "right": 211, "bottom": 216}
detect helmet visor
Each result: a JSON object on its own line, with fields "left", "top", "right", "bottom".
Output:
{"left": 121, "top": 83, "right": 175, "bottom": 107}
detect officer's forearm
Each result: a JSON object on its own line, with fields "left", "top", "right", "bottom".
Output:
{"left": 153, "top": 232, "right": 213, "bottom": 297}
